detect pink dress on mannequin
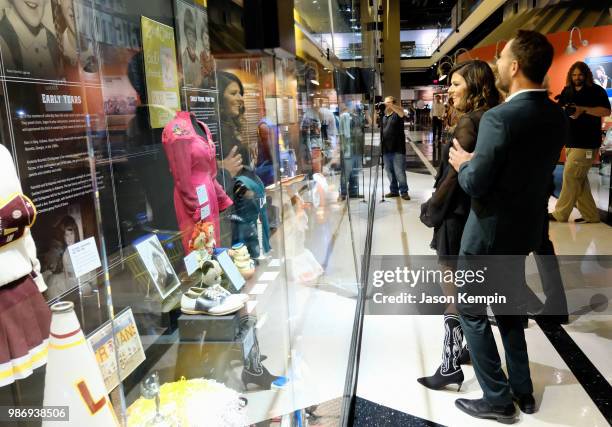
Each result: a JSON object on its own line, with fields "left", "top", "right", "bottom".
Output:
{"left": 162, "top": 111, "right": 233, "bottom": 253}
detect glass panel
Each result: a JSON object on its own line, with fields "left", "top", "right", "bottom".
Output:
{"left": 0, "top": 0, "right": 380, "bottom": 424}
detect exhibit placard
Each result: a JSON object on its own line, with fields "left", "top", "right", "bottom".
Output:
{"left": 141, "top": 16, "right": 181, "bottom": 128}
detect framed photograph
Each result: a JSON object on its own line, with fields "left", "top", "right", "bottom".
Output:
{"left": 175, "top": 0, "right": 215, "bottom": 90}
{"left": 585, "top": 55, "right": 612, "bottom": 100}
{"left": 134, "top": 235, "right": 180, "bottom": 299}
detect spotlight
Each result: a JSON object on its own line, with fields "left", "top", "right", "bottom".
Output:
{"left": 565, "top": 26, "right": 588, "bottom": 55}
{"left": 493, "top": 39, "right": 507, "bottom": 62}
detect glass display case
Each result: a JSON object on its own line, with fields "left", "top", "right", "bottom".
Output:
{"left": 0, "top": 0, "right": 379, "bottom": 425}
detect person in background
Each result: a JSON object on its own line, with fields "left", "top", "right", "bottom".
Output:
{"left": 318, "top": 102, "right": 338, "bottom": 167}
{"left": 381, "top": 96, "right": 410, "bottom": 200}
{"left": 550, "top": 61, "right": 611, "bottom": 223}
{"left": 431, "top": 94, "right": 445, "bottom": 143}
{"left": 301, "top": 99, "right": 323, "bottom": 174}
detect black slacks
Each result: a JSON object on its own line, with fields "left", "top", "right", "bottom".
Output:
{"left": 458, "top": 255, "right": 533, "bottom": 406}
{"left": 432, "top": 117, "right": 443, "bottom": 141}
{"left": 530, "top": 214, "right": 568, "bottom": 315}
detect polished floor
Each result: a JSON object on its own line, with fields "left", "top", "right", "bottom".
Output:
{"left": 121, "top": 128, "right": 611, "bottom": 426}
{"left": 354, "top": 130, "right": 612, "bottom": 426}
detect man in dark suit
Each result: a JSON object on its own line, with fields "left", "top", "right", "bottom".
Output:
{"left": 449, "top": 30, "right": 568, "bottom": 423}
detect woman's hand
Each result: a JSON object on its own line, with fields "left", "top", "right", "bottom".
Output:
{"left": 220, "top": 146, "right": 243, "bottom": 177}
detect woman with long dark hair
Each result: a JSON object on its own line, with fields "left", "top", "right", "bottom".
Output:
{"left": 215, "top": 71, "right": 283, "bottom": 390}
{"left": 216, "top": 71, "right": 271, "bottom": 258}
{"left": 418, "top": 60, "right": 501, "bottom": 391}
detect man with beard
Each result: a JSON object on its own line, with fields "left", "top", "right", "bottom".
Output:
{"left": 449, "top": 31, "right": 568, "bottom": 422}
{"left": 550, "top": 61, "right": 611, "bottom": 223}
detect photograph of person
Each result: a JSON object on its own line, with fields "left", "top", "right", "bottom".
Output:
{"left": 178, "top": 4, "right": 200, "bottom": 88}
{"left": 197, "top": 12, "right": 215, "bottom": 90}
{"left": 0, "top": 0, "right": 61, "bottom": 79}
{"left": 42, "top": 212, "right": 82, "bottom": 298}
{"left": 134, "top": 235, "right": 180, "bottom": 299}
{"left": 593, "top": 64, "right": 611, "bottom": 89}
{"left": 50, "top": 0, "right": 77, "bottom": 71}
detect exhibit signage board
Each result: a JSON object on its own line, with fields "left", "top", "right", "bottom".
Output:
{"left": 0, "top": 0, "right": 108, "bottom": 300}
{"left": 175, "top": 0, "right": 221, "bottom": 144}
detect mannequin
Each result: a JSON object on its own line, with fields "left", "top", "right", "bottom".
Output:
{"left": 0, "top": 145, "right": 51, "bottom": 389}
{"left": 162, "top": 111, "right": 233, "bottom": 253}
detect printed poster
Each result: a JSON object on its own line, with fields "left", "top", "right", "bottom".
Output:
{"left": 88, "top": 307, "right": 146, "bottom": 393}
{"left": 175, "top": 0, "right": 220, "bottom": 145}
{"left": 141, "top": 16, "right": 180, "bottom": 128}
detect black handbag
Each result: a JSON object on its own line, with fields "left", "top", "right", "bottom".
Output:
{"left": 419, "top": 197, "right": 445, "bottom": 228}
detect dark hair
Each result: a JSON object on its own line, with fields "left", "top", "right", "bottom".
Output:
{"left": 509, "top": 30, "right": 554, "bottom": 84}
{"left": 51, "top": 0, "right": 72, "bottom": 70}
{"left": 448, "top": 60, "right": 501, "bottom": 113}
{"left": 183, "top": 8, "right": 195, "bottom": 34}
{"left": 565, "top": 61, "right": 594, "bottom": 88}
{"left": 51, "top": 215, "right": 80, "bottom": 274}
{"left": 57, "top": 215, "right": 80, "bottom": 248}
{"left": 217, "top": 71, "right": 245, "bottom": 127}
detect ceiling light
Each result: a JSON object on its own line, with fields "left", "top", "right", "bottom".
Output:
{"left": 310, "top": 79, "right": 320, "bottom": 85}
{"left": 453, "top": 48, "right": 472, "bottom": 62}
{"left": 493, "top": 39, "right": 506, "bottom": 61}
{"left": 439, "top": 74, "right": 447, "bottom": 82}
{"left": 566, "top": 26, "right": 588, "bottom": 55}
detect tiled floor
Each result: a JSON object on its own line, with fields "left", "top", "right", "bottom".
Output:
{"left": 354, "top": 129, "right": 612, "bottom": 426}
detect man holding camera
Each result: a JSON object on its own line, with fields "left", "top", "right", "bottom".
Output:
{"left": 381, "top": 96, "right": 410, "bottom": 200}
{"left": 550, "top": 61, "right": 611, "bottom": 223}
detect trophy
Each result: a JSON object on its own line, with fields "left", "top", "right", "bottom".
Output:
{"left": 140, "top": 372, "right": 174, "bottom": 426}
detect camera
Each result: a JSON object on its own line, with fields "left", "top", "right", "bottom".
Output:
{"left": 376, "top": 102, "right": 386, "bottom": 116}
{"left": 555, "top": 93, "right": 576, "bottom": 116}
{"left": 563, "top": 104, "right": 577, "bottom": 116}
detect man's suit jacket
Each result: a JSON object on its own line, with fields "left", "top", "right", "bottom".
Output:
{"left": 458, "top": 91, "right": 568, "bottom": 255}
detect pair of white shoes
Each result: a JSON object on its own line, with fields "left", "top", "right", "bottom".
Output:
{"left": 181, "top": 285, "right": 248, "bottom": 316}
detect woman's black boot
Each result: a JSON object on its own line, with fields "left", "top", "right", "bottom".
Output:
{"left": 417, "top": 314, "right": 465, "bottom": 391}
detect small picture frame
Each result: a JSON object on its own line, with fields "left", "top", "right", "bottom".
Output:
{"left": 134, "top": 235, "right": 181, "bottom": 299}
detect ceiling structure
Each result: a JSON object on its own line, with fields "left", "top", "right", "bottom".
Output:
{"left": 400, "top": 0, "right": 456, "bottom": 30}
{"left": 294, "top": 0, "right": 361, "bottom": 35}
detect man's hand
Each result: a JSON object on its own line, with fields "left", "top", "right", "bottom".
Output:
{"left": 449, "top": 139, "right": 473, "bottom": 172}
{"left": 570, "top": 105, "right": 586, "bottom": 119}
{"left": 220, "top": 146, "right": 243, "bottom": 177}
{"left": 385, "top": 100, "right": 405, "bottom": 118}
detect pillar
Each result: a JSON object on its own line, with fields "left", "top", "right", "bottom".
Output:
{"left": 382, "top": 0, "right": 401, "bottom": 102}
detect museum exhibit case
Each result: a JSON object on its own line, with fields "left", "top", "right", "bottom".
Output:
{"left": 0, "top": 0, "right": 380, "bottom": 425}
